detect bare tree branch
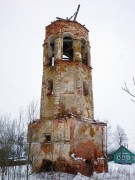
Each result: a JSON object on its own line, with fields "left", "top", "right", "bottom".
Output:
{"left": 133, "top": 76, "right": 135, "bottom": 86}
{"left": 122, "top": 77, "right": 135, "bottom": 102}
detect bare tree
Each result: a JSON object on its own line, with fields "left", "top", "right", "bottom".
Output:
{"left": 0, "top": 115, "right": 17, "bottom": 179}
{"left": 0, "top": 100, "right": 40, "bottom": 179}
{"left": 15, "top": 112, "right": 26, "bottom": 159}
{"left": 122, "top": 76, "right": 135, "bottom": 102}
{"left": 26, "top": 100, "right": 39, "bottom": 123}
{"left": 114, "top": 125, "right": 128, "bottom": 161}
{"left": 114, "top": 125, "right": 128, "bottom": 148}
{"left": 25, "top": 100, "right": 40, "bottom": 180}
{"left": 104, "top": 120, "right": 114, "bottom": 154}
{"left": 0, "top": 113, "right": 27, "bottom": 179}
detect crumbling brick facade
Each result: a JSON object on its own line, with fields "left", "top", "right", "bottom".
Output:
{"left": 27, "top": 20, "right": 108, "bottom": 176}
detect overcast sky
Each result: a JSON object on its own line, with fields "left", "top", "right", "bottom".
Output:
{"left": 0, "top": 0, "right": 135, "bottom": 150}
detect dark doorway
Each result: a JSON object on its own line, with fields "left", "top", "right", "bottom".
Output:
{"left": 86, "top": 160, "right": 91, "bottom": 176}
{"left": 41, "top": 160, "right": 52, "bottom": 172}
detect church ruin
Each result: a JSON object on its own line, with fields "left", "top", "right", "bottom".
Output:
{"left": 27, "top": 9, "right": 108, "bottom": 176}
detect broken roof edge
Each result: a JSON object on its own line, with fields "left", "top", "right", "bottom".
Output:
{"left": 46, "top": 19, "right": 89, "bottom": 32}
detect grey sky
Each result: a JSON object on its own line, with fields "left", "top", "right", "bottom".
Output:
{"left": 0, "top": 0, "right": 135, "bottom": 150}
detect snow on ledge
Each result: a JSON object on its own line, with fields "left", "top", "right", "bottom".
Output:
{"left": 71, "top": 153, "right": 85, "bottom": 161}
{"left": 97, "top": 157, "right": 105, "bottom": 160}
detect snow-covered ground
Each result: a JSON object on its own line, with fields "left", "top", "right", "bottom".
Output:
{"left": 30, "top": 162, "right": 135, "bottom": 180}
{"left": 93, "top": 162, "right": 135, "bottom": 180}
{"left": 1, "top": 162, "right": 135, "bottom": 179}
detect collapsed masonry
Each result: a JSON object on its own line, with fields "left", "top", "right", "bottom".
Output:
{"left": 27, "top": 20, "right": 108, "bottom": 176}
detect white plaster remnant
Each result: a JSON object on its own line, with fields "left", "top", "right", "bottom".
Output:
{"left": 75, "top": 52, "right": 81, "bottom": 59}
{"left": 71, "top": 153, "right": 85, "bottom": 161}
{"left": 97, "top": 157, "right": 105, "bottom": 160}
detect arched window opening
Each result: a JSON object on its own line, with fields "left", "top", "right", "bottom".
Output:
{"left": 63, "top": 37, "right": 73, "bottom": 61}
{"left": 122, "top": 155, "right": 125, "bottom": 160}
{"left": 46, "top": 79, "right": 53, "bottom": 96}
{"left": 83, "top": 81, "right": 89, "bottom": 96}
{"left": 126, "top": 155, "right": 130, "bottom": 160}
{"left": 81, "top": 39, "right": 88, "bottom": 66}
{"left": 49, "top": 40, "right": 55, "bottom": 66}
{"left": 117, "top": 155, "right": 120, "bottom": 160}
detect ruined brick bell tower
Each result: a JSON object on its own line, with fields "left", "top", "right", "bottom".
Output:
{"left": 28, "top": 7, "right": 108, "bottom": 176}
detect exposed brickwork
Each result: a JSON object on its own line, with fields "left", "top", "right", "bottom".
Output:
{"left": 46, "top": 20, "right": 89, "bottom": 40}
{"left": 27, "top": 20, "right": 108, "bottom": 176}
